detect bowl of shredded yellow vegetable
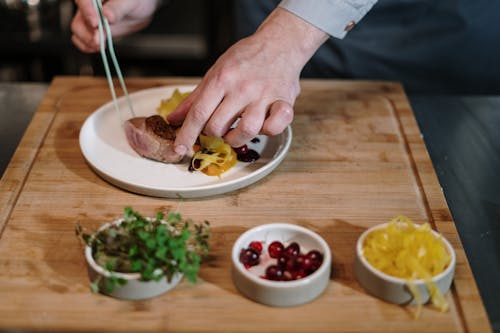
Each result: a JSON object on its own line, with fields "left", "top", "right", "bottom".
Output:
{"left": 354, "top": 216, "right": 455, "bottom": 318}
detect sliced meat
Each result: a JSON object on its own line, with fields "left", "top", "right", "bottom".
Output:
{"left": 145, "top": 115, "right": 176, "bottom": 140}
{"left": 124, "top": 115, "right": 183, "bottom": 163}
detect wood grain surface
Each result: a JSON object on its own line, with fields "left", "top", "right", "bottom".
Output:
{"left": 0, "top": 76, "right": 491, "bottom": 332}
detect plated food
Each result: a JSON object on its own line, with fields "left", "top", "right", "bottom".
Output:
{"left": 124, "top": 115, "right": 182, "bottom": 163}
{"left": 79, "top": 85, "right": 292, "bottom": 198}
{"left": 124, "top": 88, "right": 261, "bottom": 178}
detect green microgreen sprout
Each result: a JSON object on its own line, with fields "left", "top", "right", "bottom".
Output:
{"left": 76, "top": 207, "right": 210, "bottom": 294}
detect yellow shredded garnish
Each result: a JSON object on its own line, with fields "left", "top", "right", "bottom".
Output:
{"left": 156, "top": 88, "right": 190, "bottom": 122}
{"left": 156, "top": 89, "right": 237, "bottom": 177}
{"left": 192, "top": 135, "right": 237, "bottom": 177}
{"left": 362, "top": 215, "right": 451, "bottom": 317}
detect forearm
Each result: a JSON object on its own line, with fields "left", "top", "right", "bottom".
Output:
{"left": 254, "top": 7, "right": 330, "bottom": 70}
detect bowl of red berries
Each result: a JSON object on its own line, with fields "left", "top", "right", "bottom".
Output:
{"left": 231, "top": 223, "right": 332, "bottom": 307}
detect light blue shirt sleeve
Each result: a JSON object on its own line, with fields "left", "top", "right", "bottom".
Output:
{"left": 279, "top": 0, "right": 378, "bottom": 39}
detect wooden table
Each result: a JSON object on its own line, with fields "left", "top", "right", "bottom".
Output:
{"left": 0, "top": 76, "right": 491, "bottom": 332}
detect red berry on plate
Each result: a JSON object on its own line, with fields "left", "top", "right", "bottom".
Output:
{"left": 268, "top": 241, "right": 285, "bottom": 258}
{"left": 233, "top": 144, "right": 249, "bottom": 155}
{"left": 249, "top": 241, "right": 263, "bottom": 254}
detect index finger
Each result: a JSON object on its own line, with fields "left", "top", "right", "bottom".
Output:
{"left": 75, "top": 0, "right": 99, "bottom": 28}
{"left": 173, "top": 84, "right": 224, "bottom": 156}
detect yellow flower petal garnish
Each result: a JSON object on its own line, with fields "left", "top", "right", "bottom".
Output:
{"left": 156, "top": 88, "right": 190, "bottom": 122}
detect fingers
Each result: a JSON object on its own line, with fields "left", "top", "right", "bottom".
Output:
{"left": 173, "top": 96, "right": 292, "bottom": 155}
{"left": 75, "top": 0, "right": 99, "bottom": 28}
{"left": 172, "top": 85, "right": 225, "bottom": 156}
{"left": 224, "top": 103, "right": 267, "bottom": 148}
{"left": 71, "top": 10, "right": 100, "bottom": 52}
{"left": 166, "top": 88, "right": 198, "bottom": 125}
{"left": 102, "top": 0, "right": 157, "bottom": 37}
{"left": 203, "top": 97, "right": 248, "bottom": 138}
{"left": 171, "top": 91, "right": 292, "bottom": 156}
{"left": 71, "top": 34, "right": 99, "bottom": 53}
{"left": 261, "top": 100, "right": 294, "bottom": 136}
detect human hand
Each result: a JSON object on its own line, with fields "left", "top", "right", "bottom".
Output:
{"left": 71, "top": 0, "right": 159, "bottom": 53}
{"left": 167, "top": 7, "right": 328, "bottom": 155}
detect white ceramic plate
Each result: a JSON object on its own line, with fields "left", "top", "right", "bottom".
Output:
{"left": 79, "top": 85, "right": 292, "bottom": 198}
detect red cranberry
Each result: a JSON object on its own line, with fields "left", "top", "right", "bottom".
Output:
{"left": 268, "top": 241, "right": 284, "bottom": 259}
{"left": 249, "top": 241, "right": 263, "bottom": 254}
{"left": 293, "top": 269, "right": 306, "bottom": 280}
{"left": 306, "top": 250, "right": 323, "bottom": 264}
{"left": 284, "top": 242, "right": 300, "bottom": 258}
{"left": 294, "top": 254, "right": 311, "bottom": 271}
{"left": 286, "top": 257, "right": 300, "bottom": 272}
{"left": 307, "top": 263, "right": 320, "bottom": 275}
{"left": 237, "top": 149, "right": 260, "bottom": 163}
{"left": 239, "top": 248, "right": 260, "bottom": 267}
{"left": 233, "top": 144, "right": 249, "bottom": 155}
{"left": 265, "top": 265, "right": 284, "bottom": 281}
{"left": 188, "top": 159, "right": 202, "bottom": 172}
{"left": 252, "top": 241, "right": 324, "bottom": 282}
{"left": 277, "top": 255, "right": 288, "bottom": 268}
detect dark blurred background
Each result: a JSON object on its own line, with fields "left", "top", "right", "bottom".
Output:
{"left": 0, "top": 0, "right": 234, "bottom": 82}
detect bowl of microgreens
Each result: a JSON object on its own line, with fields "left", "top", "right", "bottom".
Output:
{"left": 76, "top": 207, "right": 210, "bottom": 300}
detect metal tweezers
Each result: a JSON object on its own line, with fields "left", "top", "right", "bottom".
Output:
{"left": 92, "top": 0, "right": 135, "bottom": 124}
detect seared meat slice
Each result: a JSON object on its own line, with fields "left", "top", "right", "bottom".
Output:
{"left": 124, "top": 115, "right": 182, "bottom": 163}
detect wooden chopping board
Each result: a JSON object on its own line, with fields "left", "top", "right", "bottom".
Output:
{"left": 0, "top": 76, "right": 491, "bottom": 332}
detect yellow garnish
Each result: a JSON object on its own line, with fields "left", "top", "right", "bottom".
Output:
{"left": 192, "top": 135, "right": 237, "bottom": 177}
{"left": 362, "top": 215, "right": 451, "bottom": 317}
{"left": 156, "top": 89, "right": 237, "bottom": 177}
{"left": 156, "top": 89, "right": 190, "bottom": 122}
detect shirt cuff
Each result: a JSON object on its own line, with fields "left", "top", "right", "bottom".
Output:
{"left": 279, "top": 0, "right": 377, "bottom": 39}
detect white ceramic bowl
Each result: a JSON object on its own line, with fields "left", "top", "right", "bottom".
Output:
{"left": 354, "top": 222, "right": 456, "bottom": 304}
{"left": 231, "top": 223, "right": 332, "bottom": 307}
{"left": 85, "top": 219, "right": 183, "bottom": 300}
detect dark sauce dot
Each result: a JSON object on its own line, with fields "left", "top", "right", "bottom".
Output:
{"left": 188, "top": 158, "right": 201, "bottom": 172}
{"left": 251, "top": 137, "right": 260, "bottom": 144}
{"left": 237, "top": 149, "right": 260, "bottom": 163}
